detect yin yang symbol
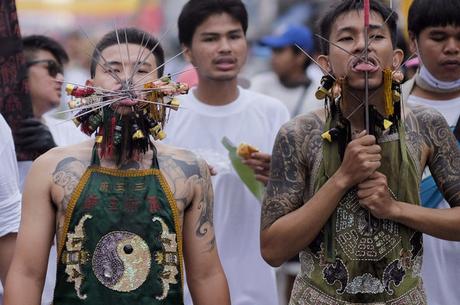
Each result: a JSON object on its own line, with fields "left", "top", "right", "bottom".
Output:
{"left": 92, "top": 231, "right": 151, "bottom": 292}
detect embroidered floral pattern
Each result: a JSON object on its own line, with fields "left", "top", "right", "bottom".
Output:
{"left": 322, "top": 258, "right": 349, "bottom": 294}
{"left": 289, "top": 278, "right": 427, "bottom": 305}
{"left": 62, "top": 214, "right": 92, "bottom": 299}
{"left": 300, "top": 252, "right": 315, "bottom": 278}
{"left": 153, "top": 216, "right": 179, "bottom": 300}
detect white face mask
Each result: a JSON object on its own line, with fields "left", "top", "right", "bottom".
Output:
{"left": 416, "top": 65, "right": 460, "bottom": 92}
{"left": 414, "top": 40, "right": 460, "bottom": 93}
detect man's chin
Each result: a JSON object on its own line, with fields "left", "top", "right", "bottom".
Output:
{"left": 50, "top": 100, "right": 61, "bottom": 109}
{"left": 346, "top": 79, "right": 383, "bottom": 91}
{"left": 208, "top": 71, "right": 239, "bottom": 82}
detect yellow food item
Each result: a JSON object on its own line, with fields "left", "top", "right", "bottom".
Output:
{"left": 236, "top": 143, "right": 259, "bottom": 159}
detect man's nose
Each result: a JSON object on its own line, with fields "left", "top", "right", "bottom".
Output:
{"left": 352, "top": 35, "right": 370, "bottom": 54}
{"left": 444, "top": 37, "right": 460, "bottom": 54}
{"left": 55, "top": 72, "right": 65, "bottom": 82}
{"left": 218, "top": 38, "right": 232, "bottom": 53}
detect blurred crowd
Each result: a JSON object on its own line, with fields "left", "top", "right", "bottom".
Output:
{"left": 1, "top": 0, "right": 459, "bottom": 305}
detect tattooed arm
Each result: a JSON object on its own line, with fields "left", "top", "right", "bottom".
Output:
{"left": 384, "top": 107, "right": 460, "bottom": 240}
{"left": 261, "top": 114, "right": 382, "bottom": 266}
{"left": 4, "top": 150, "right": 61, "bottom": 305}
{"left": 180, "top": 157, "right": 230, "bottom": 305}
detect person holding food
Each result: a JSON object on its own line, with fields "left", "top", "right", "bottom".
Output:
{"left": 164, "top": 1, "right": 289, "bottom": 305}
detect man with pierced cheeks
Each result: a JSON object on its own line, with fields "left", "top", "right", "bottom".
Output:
{"left": 4, "top": 28, "right": 230, "bottom": 305}
{"left": 261, "top": 1, "right": 460, "bottom": 304}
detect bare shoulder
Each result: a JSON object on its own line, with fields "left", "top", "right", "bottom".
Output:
{"left": 281, "top": 110, "right": 325, "bottom": 142}
{"left": 156, "top": 143, "right": 209, "bottom": 180}
{"left": 405, "top": 104, "right": 453, "bottom": 162}
{"left": 155, "top": 143, "right": 211, "bottom": 211}
{"left": 22, "top": 141, "right": 93, "bottom": 239}
{"left": 262, "top": 111, "right": 324, "bottom": 230}
{"left": 28, "top": 142, "right": 93, "bottom": 195}
{"left": 276, "top": 111, "right": 325, "bottom": 167}
{"left": 406, "top": 104, "right": 460, "bottom": 206}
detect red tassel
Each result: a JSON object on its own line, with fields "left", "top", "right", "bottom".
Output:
{"left": 107, "top": 116, "right": 116, "bottom": 157}
{"left": 81, "top": 122, "right": 91, "bottom": 135}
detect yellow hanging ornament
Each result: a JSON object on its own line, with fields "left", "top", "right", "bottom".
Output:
{"left": 383, "top": 69, "right": 394, "bottom": 116}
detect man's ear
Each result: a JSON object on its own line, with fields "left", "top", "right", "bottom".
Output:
{"left": 392, "top": 48, "right": 404, "bottom": 70}
{"left": 408, "top": 32, "right": 418, "bottom": 55}
{"left": 182, "top": 43, "right": 192, "bottom": 64}
{"left": 317, "top": 54, "right": 331, "bottom": 73}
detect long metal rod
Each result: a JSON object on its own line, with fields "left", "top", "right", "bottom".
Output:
{"left": 364, "top": 0, "right": 370, "bottom": 134}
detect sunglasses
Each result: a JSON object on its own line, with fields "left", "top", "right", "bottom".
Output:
{"left": 26, "top": 59, "right": 64, "bottom": 77}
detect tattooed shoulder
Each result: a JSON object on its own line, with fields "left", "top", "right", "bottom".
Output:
{"left": 404, "top": 106, "right": 427, "bottom": 167}
{"left": 408, "top": 105, "right": 460, "bottom": 206}
{"left": 157, "top": 148, "right": 211, "bottom": 205}
{"left": 262, "top": 113, "right": 324, "bottom": 230}
{"left": 407, "top": 105, "right": 452, "bottom": 159}
{"left": 276, "top": 113, "right": 324, "bottom": 169}
{"left": 52, "top": 157, "right": 89, "bottom": 209}
{"left": 158, "top": 148, "right": 215, "bottom": 250}
{"left": 50, "top": 156, "right": 89, "bottom": 238}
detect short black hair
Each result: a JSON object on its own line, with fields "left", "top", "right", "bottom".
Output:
{"left": 22, "top": 35, "right": 69, "bottom": 65}
{"left": 408, "top": 0, "right": 460, "bottom": 38}
{"left": 90, "top": 27, "right": 165, "bottom": 78}
{"left": 178, "top": 0, "right": 248, "bottom": 47}
{"left": 318, "top": 0, "right": 398, "bottom": 55}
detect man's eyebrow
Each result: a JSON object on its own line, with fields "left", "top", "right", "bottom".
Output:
{"left": 136, "top": 61, "right": 153, "bottom": 68}
{"left": 335, "top": 26, "right": 356, "bottom": 34}
{"left": 104, "top": 61, "right": 152, "bottom": 68}
{"left": 105, "top": 61, "right": 122, "bottom": 66}
{"left": 369, "top": 24, "right": 385, "bottom": 31}
{"left": 200, "top": 29, "right": 244, "bottom": 36}
{"left": 336, "top": 24, "right": 385, "bottom": 34}
{"left": 428, "top": 29, "right": 448, "bottom": 35}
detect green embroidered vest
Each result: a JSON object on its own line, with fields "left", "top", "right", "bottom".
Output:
{"left": 53, "top": 148, "right": 183, "bottom": 304}
{"left": 291, "top": 117, "right": 427, "bottom": 304}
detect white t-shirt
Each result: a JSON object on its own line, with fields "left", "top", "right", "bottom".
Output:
{"left": 0, "top": 114, "right": 21, "bottom": 238}
{"left": 43, "top": 111, "right": 90, "bottom": 147}
{"left": 164, "top": 87, "right": 289, "bottom": 305}
{"left": 250, "top": 71, "right": 322, "bottom": 117}
{"left": 17, "top": 110, "right": 89, "bottom": 190}
{"left": 13, "top": 110, "right": 88, "bottom": 305}
{"left": 408, "top": 94, "right": 460, "bottom": 305}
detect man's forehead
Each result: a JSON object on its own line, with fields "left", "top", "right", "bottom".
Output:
{"left": 100, "top": 44, "right": 157, "bottom": 65}
{"left": 331, "top": 10, "right": 387, "bottom": 33}
{"left": 423, "top": 25, "right": 460, "bottom": 34}
{"left": 33, "top": 49, "right": 59, "bottom": 61}
{"left": 195, "top": 13, "right": 243, "bottom": 35}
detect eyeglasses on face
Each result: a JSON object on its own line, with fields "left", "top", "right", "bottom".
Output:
{"left": 26, "top": 59, "right": 64, "bottom": 77}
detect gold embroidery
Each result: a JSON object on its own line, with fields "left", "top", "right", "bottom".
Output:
{"left": 133, "top": 182, "right": 146, "bottom": 191}
{"left": 62, "top": 214, "right": 92, "bottom": 300}
{"left": 156, "top": 171, "right": 184, "bottom": 287}
{"left": 153, "top": 217, "right": 179, "bottom": 300}
{"left": 99, "top": 181, "right": 110, "bottom": 192}
{"left": 114, "top": 182, "right": 126, "bottom": 192}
